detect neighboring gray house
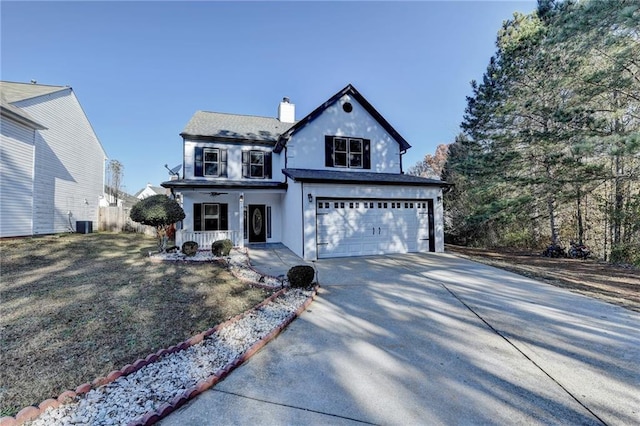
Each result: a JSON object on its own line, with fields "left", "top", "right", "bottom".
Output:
{"left": 0, "top": 81, "right": 107, "bottom": 237}
{"left": 163, "top": 84, "right": 448, "bottom": 260}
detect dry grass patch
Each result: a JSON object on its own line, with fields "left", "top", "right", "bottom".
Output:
{"left": 446, "top": 244, "right": 640, "bottom": 312}
{"left": 0, "top": 232, "right": 272, "bottom": 416}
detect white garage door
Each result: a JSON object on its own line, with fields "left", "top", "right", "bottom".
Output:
{"left": 316, "top": 199, "right": 433, "bottom": 258}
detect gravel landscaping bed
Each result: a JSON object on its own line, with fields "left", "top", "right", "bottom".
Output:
{"left": 21, "top": 288, "right": 314, "bottom": 426}
{"left": 3, "top": 247, "right": 315, "bottom": 426}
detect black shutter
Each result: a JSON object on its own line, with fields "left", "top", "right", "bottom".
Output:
{"left": 220, "top": 149, "right": 228, "bottom": 177}
{"left": 363, "top": 139, "right": 371, "bottom": 169}
{"left": 242, "top": 151, "right": 249, "bottom": 178}
{"left": 194, "top": 147, "right": 203, "bottom": 177}
{"left": 193, "top": 203, "right": 202, "bottom": 231}
{"left": 220, "top": 204, "right": 228, "bottom": 230}
{"left": 265, "top": 152, "right": 272, "bottom": 179}
{"left": 325, "top": 136, "right": 333, "bottom": 167}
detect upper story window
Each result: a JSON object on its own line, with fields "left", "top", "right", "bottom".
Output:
{"left": 194, "top": 146, "right": 227, "bottom": 177}
{"left": 325, "top": 136, "right": 370, "bottom": 169}
{"left": 242, "top": 150, "right": 272, "bottom": 179}
{"left": 204, "top": 148, "right": 220, "bottom": 176}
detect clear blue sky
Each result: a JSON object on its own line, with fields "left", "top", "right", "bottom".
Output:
{"left": 2, "top": 1, "right": 536, "bottom": 194}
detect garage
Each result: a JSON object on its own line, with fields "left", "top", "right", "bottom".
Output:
{"left": 316, "top": 198, "right": 435, "bottom": 258}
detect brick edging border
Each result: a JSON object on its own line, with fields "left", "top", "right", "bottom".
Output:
{"left": 0, "top": 284, "right": 319, "bottom": 426}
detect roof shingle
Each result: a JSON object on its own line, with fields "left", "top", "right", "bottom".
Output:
{"left": 181, "top": 111, "right": 296, "bottom": 143}
{"left": 0, "top": 81, "right": 68, "bottom": 103}
{"left": 283, "top": 168, "right": 448, "bottom": 187}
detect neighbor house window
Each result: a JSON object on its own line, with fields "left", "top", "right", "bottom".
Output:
{"left": 242, "top": 150, "right": 272, "bottom": 178}
{"left": 193, "top": 203, "right": 228, "bottom": 231}
{"left": 194, "top": 147, "right": 227, "bottom": 177}
{"left": 325, "top": 136, "right": 370, "bottom": 169}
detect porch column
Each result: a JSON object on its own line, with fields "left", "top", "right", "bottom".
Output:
{"left": 238, "top": 193, "right": 244, "bottom": 248}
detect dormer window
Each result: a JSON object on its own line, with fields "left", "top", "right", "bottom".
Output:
{"left": 325, "top": 136, "right": 370, "bottom": 169}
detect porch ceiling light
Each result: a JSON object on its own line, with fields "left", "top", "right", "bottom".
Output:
{"left": 307, "top": 193, "right": 313, "bottom": 203}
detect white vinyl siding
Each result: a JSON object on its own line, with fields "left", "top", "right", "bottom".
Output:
{"left": 0, "top": 119, "right": 36, "bottom": 237}
{"left": 14, "top": 89, "right": 106, "bottom": 234}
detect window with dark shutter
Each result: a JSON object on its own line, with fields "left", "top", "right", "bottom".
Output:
{"left": 324, "top": 136, "right": 371, "bottom": 169}
{"left": 194, "top": 203, "right": 228, "bottom": 231}
{"left": 250, "top": 151, "right": 264, "bottom": 177}
{"left": 349, "top": 139, "right": 363, "bottom": 168}
{"left": 242, "top": 150, "right": 270, "bottom": 178}
{"left": 195, "top": 147, "right": 226, "bottom": 177}
{"left": 204, "top": 148, "right": 219, "bottom": 176}
{"left": 334, "top": 138, "right": 348, "bottom": 167}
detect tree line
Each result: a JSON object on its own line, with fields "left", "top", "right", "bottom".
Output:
{"left": 417, "top": 0, "right": 639, "bottom": 264}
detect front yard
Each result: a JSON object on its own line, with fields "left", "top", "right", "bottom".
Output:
{"left": 0, "top": 233, "right": 272, "bottom": 416}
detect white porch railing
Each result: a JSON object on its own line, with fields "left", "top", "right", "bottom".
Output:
{"left": 176, "top": 230, "right": 240, "bottom": 249}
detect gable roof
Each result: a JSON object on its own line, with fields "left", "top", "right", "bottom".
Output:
{"left": 283, "top": 168, "right": 448, "bottom": 187}
{"left": 181, "top": 111, "right": 296, "bottom": 143}
{"left": 0, "top": 81, "right": 68, "bottom": 103}
{"left": 0, "top": 94, "right": 46, "bottom": 129}
{"left": 134, "top": 184, "right": 166, "bottom": 198}
{"left": 274, "top": 84, "right": 412, "bottom": 153}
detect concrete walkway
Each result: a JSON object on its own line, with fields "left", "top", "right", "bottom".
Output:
{"left": 161, "top": 249, "right": 640, "bottom": 425}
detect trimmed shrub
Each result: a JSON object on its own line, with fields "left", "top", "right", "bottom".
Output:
{"left": 287, "top": 265, "right": 315, "bottom": 288}
{"left": 130, "top": 194, "right": 185, "bottom": 252}
{"left": 212, "top": 239, "right": 233, "bottom": 257}
{"left": 182, "top": 241, "right": 199, "bottom": 256}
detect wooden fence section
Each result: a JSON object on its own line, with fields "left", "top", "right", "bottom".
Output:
{"left": 98, "top": 206, "right": 155, "bottom": 236}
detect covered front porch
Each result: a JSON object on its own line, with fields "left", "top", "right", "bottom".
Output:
{"left": 165, "top": 181, "right": 287, "bottom": 251}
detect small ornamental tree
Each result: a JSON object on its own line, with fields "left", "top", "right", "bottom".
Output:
{"left": 130, "top": 194, "right": 185, "bottom": 252}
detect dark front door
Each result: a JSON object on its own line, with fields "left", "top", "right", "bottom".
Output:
{"left": 248, "top": 205, "right": 266, "bottom": 243}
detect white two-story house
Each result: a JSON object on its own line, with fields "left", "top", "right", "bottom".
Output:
{"left": 163, "top": 84, "right": 447, "bottom": 260}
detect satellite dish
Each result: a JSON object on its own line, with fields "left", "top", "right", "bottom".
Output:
{"left": 164, "top": 164, "right": 181, "bottom": 176}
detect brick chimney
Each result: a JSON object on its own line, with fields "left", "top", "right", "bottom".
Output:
{"left": 278, "top": 97, "right": 295, "bottom": 123}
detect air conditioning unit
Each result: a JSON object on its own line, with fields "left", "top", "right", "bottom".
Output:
{"left": 76, "top": 221, "right": 93, "bottom": 234}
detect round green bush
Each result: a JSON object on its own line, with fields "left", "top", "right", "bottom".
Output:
{"left": 211, "top": 239, "right": 233, "bottom": 257}
{"left": 287, "top": 265, "right": 315, "bottom": 288}
{"left": 181, "top": 241, "right": 199, "bottom": 256}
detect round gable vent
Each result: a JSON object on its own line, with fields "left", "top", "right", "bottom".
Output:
{"left": 342, "top": 102, "right": 353, "bottom": 113}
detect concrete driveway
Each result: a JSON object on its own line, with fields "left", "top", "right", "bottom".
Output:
{"left": 161, "top": 252, "right": 639, "bottom": 425}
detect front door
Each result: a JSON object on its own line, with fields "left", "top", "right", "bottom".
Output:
{"left": 248, "top": 205, "right": 266, "bottom": 243}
